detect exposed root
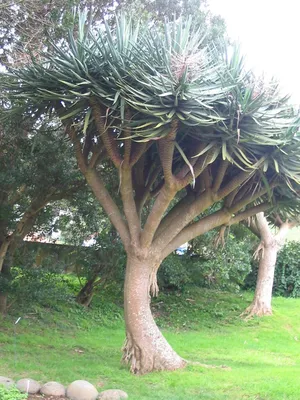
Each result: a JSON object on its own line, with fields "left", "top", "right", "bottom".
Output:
{"left": 149, "top": 265, "right": 159, "bottom": 297}
{"left": 240, "top": 302, "right": 272, "bottom": 320}
{"left": 253, "top": 241, "right": 265, "bottom": 261}
{"left": 214, "top": 225, "right": 227, "bottom": 248}
{"left": 122, "top": 334, "right": 187, "bottom": 375}
{"left": 122, "top": 335, "right": 143, "bottom": 374}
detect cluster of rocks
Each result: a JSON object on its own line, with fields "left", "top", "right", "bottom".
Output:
{"left": 0, "top": 376, "right": 128, "bottom": 400}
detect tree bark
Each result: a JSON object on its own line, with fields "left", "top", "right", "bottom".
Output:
{"left": 122, "top": 253, "right": 186, "bottom": 374}
{"left": 76, "top": 275, "right": 98, "bottom": 307}
{"left": 243, "top": 213, "right": 292, "bottom": 318}
{"left": 0, "top": 238, "right": 10, "bottom": 273}
{"left": 244, "top": 242, "right": 278, "bottom": 317}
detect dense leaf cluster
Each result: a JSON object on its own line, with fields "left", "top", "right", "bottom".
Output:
{"left": 3, "top": 14, "right": 300, "bottom": 217}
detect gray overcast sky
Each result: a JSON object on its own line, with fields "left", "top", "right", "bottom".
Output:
{"left": 209, "top": 0, "right": 300, "bottom": 104}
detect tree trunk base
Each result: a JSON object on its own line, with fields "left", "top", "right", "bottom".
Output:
{"left": 122, "top": 333, "right": 186, "bottom": 375}
{"left": 241, "top": 301, "right": 272, "bottom": 319}
{"left": 76, "top": 291, "right": 94, "bottom": 307}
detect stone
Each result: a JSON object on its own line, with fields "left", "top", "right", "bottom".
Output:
{"left": 98, "top": 389, "right": 128, "bottom": 400}
{"left": 41, "top": 381, "right": 66, "bottom": 396}
{"left": 66, "top": 380, "right": 98, "bottom": 400}
{"left": 0, "top": 376, "right": 15, "bottom": 389}
{"left": 16, "top": 378, "right": 41, "bottom": 394}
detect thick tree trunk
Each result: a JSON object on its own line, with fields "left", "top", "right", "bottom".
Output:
{"left": 244, "top": 243, "right": 278, "bottom": 317}
{"left": 122, "top": 253, "right": 186, "bottom": 374}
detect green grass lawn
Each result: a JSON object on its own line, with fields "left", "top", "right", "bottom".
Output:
{"left": 0, "top": 288, "right": 299, "bottom": 400}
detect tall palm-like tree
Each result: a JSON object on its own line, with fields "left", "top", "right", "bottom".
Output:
{"left": 2, "top": 14, "right": 300, "bottom": 374}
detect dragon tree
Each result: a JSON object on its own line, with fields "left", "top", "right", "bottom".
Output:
{"left": 2, "top": 15, "right": 300, "bottom": 374}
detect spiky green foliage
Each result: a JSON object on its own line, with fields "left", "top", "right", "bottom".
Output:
{"left": 1, "top": 14, "right": 300, "bottom": 223}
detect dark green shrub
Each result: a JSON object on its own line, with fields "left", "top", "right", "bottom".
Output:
{"left": 158, "top": 231, "right": 253, "bottom": 292}
{"left": 274, "top": 241, "right": 300, "bottom": 297}
{"left": 7, "top": 267, "right": 75, "bottom": 310}
{"left": 158, "top": 254, "right": 191, "bottom": 291}
{"left": 189, "top": 237, "right": 252, "bottom": 291}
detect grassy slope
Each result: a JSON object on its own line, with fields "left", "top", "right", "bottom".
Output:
{"left": 0, "top": 288, "right": 299, "bottom": 400}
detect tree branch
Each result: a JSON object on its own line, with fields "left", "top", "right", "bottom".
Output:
{"left": 140, "top": 183, "right": 177, "bottom": 248}
{"left": 162, "top": 208, "right": 230, "bottom": 258}
{"left": 218, "top": 170, "right": 253, "bottom": 199}
{"left": 123, "top": 109, "right": 132, "bottom": 165}
{"left": 90, "top": 98, "right": 122, "bottom": 168}
{"left": 212, "top": 159, "right": 229, "bottom": 193}
{"left": 85, "top": 168, "right": 130, "bottom": 250}
{"left": 120, "top": 166, "right": 141, "bottom": 245}
{"left": 65, "top": 124, "right": 88, "bottom": 174}
{"left": 242, "top": 218, "right": 260, "bottom": 238}
{"left": 8, "top": 184, "right": 27, "bottom": 206}
{"left": 154, "top": 190, "right": 213, "bottom": 252}
{"left": 153, "top": 193, "right": 195, "bottom": 241}
{"left": 178, "top": 146, "right": 217, "bottom": 188}
{"left": 82, "top": 130, "right": 94, "bottom": 162}
{"left": 202, "top": 166, "right": 212, "bottom": 191}
{"left": 135, "top": 165, "right": 161, "bottom": 217}
{"left": 89, "top": 146, "right": 106, "bottom": 169}
{"left": 158, "top": 120, "right": 178, "bottom": 184}
{"left": 162, "top": 202, "right": 272, "bottom": 259}
{"left": 130, "top": 142, "right": 151, "bottom": 167}
{"left": 176, "top": 142, "right": 205, "bottom": 180}
{"left": 229, "top": 184, "right": 275, "bottom": 214}
{"left": 229, "top": 204, "right": 271, "bottom": 226}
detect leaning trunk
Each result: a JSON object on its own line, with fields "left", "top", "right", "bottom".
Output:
{"left": 76, "top": 275, "right": 98, "bottom": 307}
{"left": 243, "top": 213, "right": 292, "bottom": 318}
{"left": 244, "top": 242, "right": 278, "bottom": 317}
{"left": 122, "top": 253, "right": 186, "bottom": 374}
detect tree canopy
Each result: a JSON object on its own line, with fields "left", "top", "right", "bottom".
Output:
{"left": 0, "top": 116, "right": 84, "bottom": 267}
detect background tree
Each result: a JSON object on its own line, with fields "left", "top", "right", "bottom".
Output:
{"left": 2, "top": 16, "right": 300, "bottom": 374}
{"left": 0, "top": 0, "right": 225, "bottom": 66}
{"left": 178, "top": 225, "right": 255, "bottom": 292}
{"left": 241, "top": 212, "right": 299, "bottom": 317}
{"left": 273, "top": 241, "right": 300, "bottom": 297}
{"left": 53, "top": 190, "right": 125, "bottom": 307}
{"left": 0, "top": 119, "right": 84, "bottom": 314}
